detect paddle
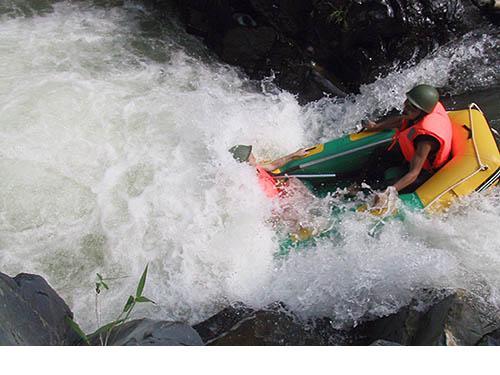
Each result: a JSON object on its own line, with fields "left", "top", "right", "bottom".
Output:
{"left": 273, "top": 173, "right": 337, "bottom": 179}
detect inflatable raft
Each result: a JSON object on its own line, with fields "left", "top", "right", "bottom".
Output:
{"left": 273, "top": 104, "right": 500, "bottom": 212}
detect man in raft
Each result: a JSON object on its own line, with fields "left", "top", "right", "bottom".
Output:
{"left": 364, "top": 84, "right": 453, "bottom": 197}
{"left": 229, "top": 144, "right": 326, "bottom": 240}
{"left": 228, "top": 144, "right": 309, "bottom": 199}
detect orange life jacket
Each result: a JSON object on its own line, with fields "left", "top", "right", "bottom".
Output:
{"left": 396, "top": 102, "right": 453, "bottom": 172}
{"left": 256, "top": 165, "right": 282, "bottom": 199}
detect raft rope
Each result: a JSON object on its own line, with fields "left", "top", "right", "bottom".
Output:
{"left": 286, "top": 138, "right": 393, "bottom": 174}
{"left": 425, "top": 103, "right": 490, "bottom": 210}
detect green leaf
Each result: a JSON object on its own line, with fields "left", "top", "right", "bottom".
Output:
{"left": 65, "top": 316, "right": 90, "bottom": 345}
{"left": 96, "top": 273, "right": 103, "bottom": 282}
{"left": 135, "top": 296, "right": 155, "bottom": 304}
{"left": 101, "top": 281, "right": 109, "bottom": 290}
{"left": 135, "top": 264, "right": 148, "bottom": 297}
{"left": 123, "top": 295, "right": 135, "bottom": 313}
{"left": 89, "top": 319, "right": 125, "bottom": 337}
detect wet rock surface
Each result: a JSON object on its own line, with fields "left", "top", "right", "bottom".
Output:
{"left": 2, "top": 269, "right": 499, "bottom": 346}
{"left": 369, "top": 339, "right": 402, "bottom": 346}
{"left": 148, "top": 0, "right": 493, "bottom": 101}
{"left": 0, "top": 270, "right": 203, "bottom": 346}
{"left": 439, "top": 289, "right": 500, "bottom": 346}
{"left": 329, "top": 289, "right": 500, "bottom": 345}
{"left": 91, "top": 318, "right": 204, "bottom": 346}
{"left": 193, "top": 302, "right": 256, "bottom": 343}
{"left": 194, "top": 302, "right": 329, "bottom": 345}
{"left": 0, "top": 271, "right": 79, "bottom": 345}
{"left": 477, "top": 327, "right": 500, "bottom": 346}
{"left": 193, "top": 290, "right": 500, "bottom": 346}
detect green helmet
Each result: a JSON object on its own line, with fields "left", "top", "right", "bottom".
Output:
{"left": 406, "top": 84, "right": 439, "bottom": 113}
{"left": 229, "top": 144, "right": 252, "bottom": 163}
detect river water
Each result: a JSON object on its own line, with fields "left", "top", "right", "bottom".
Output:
{"left": 1, "top": 0, "right": 499, "bottom": 331}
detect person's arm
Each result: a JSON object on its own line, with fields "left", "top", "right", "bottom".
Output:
{"left": 261, "top": 148, "right": 309, "bottom": 172}
{"left": 363, "top": 115, "right": 405, "bottom": 131}
{"left": 392, "top": 140, "right": 433, "bottom": 192}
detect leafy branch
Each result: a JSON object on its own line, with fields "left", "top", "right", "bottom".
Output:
{"left": 325, "top": 1, "right": 351, "bottom": 29}
{"left": 67, "top": 264, "right": 155, "bottom": 346}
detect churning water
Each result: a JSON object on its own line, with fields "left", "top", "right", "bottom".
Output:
{"left": 1, "top": 1, "right": 499, "bottom": 331}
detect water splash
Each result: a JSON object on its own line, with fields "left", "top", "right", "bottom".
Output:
{"left": 0, "top": 1, "right": 498, "bottom": 331}
{"left": 302, "top": 28, "right": 499, "bottom": 142}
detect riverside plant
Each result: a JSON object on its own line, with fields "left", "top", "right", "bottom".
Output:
{"left": 325, "top": 1, "right": 350, "bottom": 29}
{"left": 66, "top": 264, "right": 155, "bottom": 346}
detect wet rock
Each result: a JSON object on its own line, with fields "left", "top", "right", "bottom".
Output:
{"left": 166, "top": 0, "right": 346, "bottom": 102}
{"left": 194, "top": 302, "right": 326, "bottom": 345}
{"left": 369, "top": 339, "right": 402, "bottom": 346}
{"left": 307, "top": 316, "right": 355, "bottom": 345}
{"left": 350, "top": 289, "right": 500, "bottom": 346}
{"left": 472, "top": 0, "right": 500, "bottom": 12}
{"left": 0, "top": 271, "right": 78, "bottom": 345}
{"left": 441, "top": 289, "right": 500, "bottom": 346}
{"left": 307, "top": 0, "right": 474, "bottom": 85}
{"left": 249, "top": 0, "right": 313, "bottom": 38}
{"left": 156, "top": 0, "right": 490, "bottom": 100}
{"left": 189, "top": 290, "right": 500, "bottom": 346}
{"left": 221, "top": 26, "right": 277, "bottom": 67}
{"left": 348, "top": 300, "right": 435, "bottom": 345}
{"left": 193, "top": 302, "right": 255, "bottom": 343}
{"left": 477, "top": 327, "right": 500, "bottom": 346}
{"left": 470, "top": 0, "right": 500, "bottom": 24}
{"left": 93, "top": 318, "right": 203, "bottom": 346}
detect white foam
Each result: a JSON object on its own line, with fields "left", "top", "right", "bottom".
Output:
{"left": 0, "top": 1, "right": 498, "bottom": 331}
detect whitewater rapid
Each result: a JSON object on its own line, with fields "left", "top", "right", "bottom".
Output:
{"left": 0, "top": 1, "right": 499, "bottom": 331}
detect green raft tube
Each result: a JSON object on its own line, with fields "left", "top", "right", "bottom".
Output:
{"left": 272, "top": 129, "right": 422, "bottom": 209}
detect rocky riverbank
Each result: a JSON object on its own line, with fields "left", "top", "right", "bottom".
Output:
{"left": 146, "top": 0, "right": 499, "bottom": 102}
{"left": 0, "top": 271, "right": 79, "bottom": 345}
{"left": 2, "top": 271, "right": 499, "bottom": 345}
{"left": 0, "top": 271, "right": 203, "bottom": 346}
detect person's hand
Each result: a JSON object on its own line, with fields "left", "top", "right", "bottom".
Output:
{"left": 292, "top": 148, "right": 309, "bottom": 159}
{"left": 362, "top": 119, "right": 378, "bottom": 131}
{"left": 372, "top": 186, "right": 398, "bottom": 209}
{"left": 372, "top": 191, "right": 386, "bottom": 207}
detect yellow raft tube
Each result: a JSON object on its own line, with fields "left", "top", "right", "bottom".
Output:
{"left": 411, "top": 104, "right": 500, "bottom": 212}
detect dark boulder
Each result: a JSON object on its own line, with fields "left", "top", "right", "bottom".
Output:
{"left": 350, "top": 289, "right": 500, "bottom": 346}
{"left": 0, "top": 271, "right": 79, "bottom": 345}
{"left": 249, "top": 0, "right": 314, "bottom": 38}
{"left": 166, "top": 0, "right": 347, "bottom": 102}
{"left": 152, "top": 0, "right": 490, "bottom": 100}
{"left": 470, "top": 0, "right": 500, "bottom": 24}
{"left": 440, "top": 289, "right": 500, "bottom": 346}
{"left": 477, "top": 327, "right": 500, "bottom": 346}
{"left": 347, "top": 300, "right": 440, "bottom": 345}
{"left": 369, "top": 339, "right": 402, "bottom": 346}
{"left": 305, "top": 0, "right": 474, "bottom": 85}
{"left": 193, "top": 302, "right": 255, "bottom": 343}
{"left": 194, "top": 302, "right": 326, "bottom": 345}
{"left": 192, "top": 289, "right": 500, "bottom": 346}
{"left": 221, "top": 26, "right": 277, "bottom": 68}
{"left": 92, "top": 318, "right": 204, "bottom": 346}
